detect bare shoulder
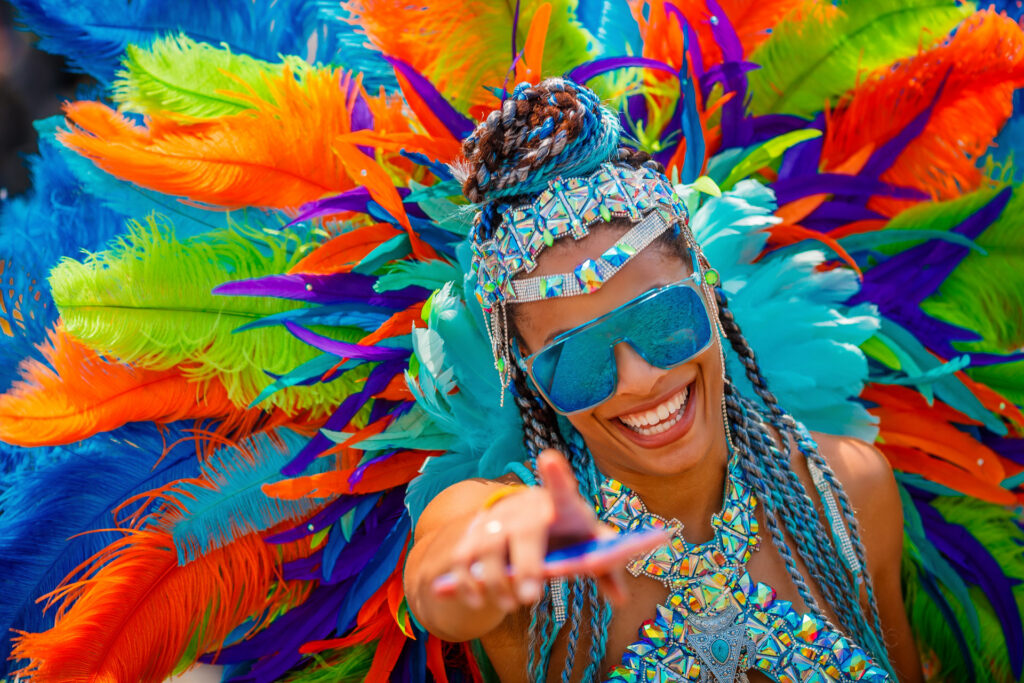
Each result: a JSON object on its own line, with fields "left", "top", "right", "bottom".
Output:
{"left": 805, "top": 431, "right": 903, "bottom": 572}
{"left": 808, "top": 431, "right": 897, "bottom": 506}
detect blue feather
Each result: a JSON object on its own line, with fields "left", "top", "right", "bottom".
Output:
{"left": 308, "top": 2, "right": 398, "bottom": 92}
{"left": 574, "top": 0, "right": 642, "bottom": 55}
{"left": 0, "top": 127, "right": 127, "bottom": 390}
{"left": 0, "top": 422, "right": 201, "bottom": 675}
{"left": 39, "top": 117, "right": 260, "bottom": 239}
{"left": 164, "top": 428, "right": 334, "bottom": 565}
{"left": 9, "top": 0, "right": 346, "bottom": 83}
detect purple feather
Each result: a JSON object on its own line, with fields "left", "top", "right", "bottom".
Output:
{"left": 344, "top": 76, "right": 375, "bottom": 157}
{"left": 749, "top": 114, "right": 809, "bottom": 144}
{"left": 214, "top": 271, "right": 428, "bottom": 307}
{"left": 264, "top": 493, "right": 374, "bottom": 543}
{"left": 860, "top": 70, "right": 950, "bottom": 180}
{"left": 566, "top": 56, "right": 677, "bottom": 84}
{"left": 917, "top": 501, "right": 1023, "bottom": 676}
{"left": 849, "top": 188, "right": 1024, "bottom": 361}
{"left": 281, "top": 360, "right": 405, "bottom": 476}
{"left": 283, "top": 322, "right": 411, "bottom": 361}
{"left": 982, "top": 434, "right": 1024, "bottom": 467}
{"left": 801, "top": 201, "right": 886, "bottom": 232}
{"left": 384, "top": 56, "right": 474, "bottom": 139}
{"left": 771, "top": 174, "right": 927, "bottom": 206}
{"left": 699, "top": 62, "right": 758, "bottom": 94}
{"left": 776, "top": 114, "right": 824, "bottom": 181}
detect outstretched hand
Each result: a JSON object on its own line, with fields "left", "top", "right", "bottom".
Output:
{"left": 432, "top": 449, "right": 666, "bottom": 613}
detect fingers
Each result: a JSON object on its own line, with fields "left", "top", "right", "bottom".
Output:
{"left": 507, "top": 520, "right": 546, "bottom": 604}
{"left": 536, "top": 449, "right": 579, "bottom": 504}
{"left": 435, "top": 489, "right": 553, "bottom": 614}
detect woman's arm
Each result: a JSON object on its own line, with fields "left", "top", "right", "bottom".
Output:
{"left": 404, "top": 451, "right": 637, "bottom": 643}
{"left": 812, "top": 433, "right": 923, "bottom": 683}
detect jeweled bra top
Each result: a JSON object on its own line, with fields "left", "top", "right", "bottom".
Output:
{"left": 597, "top": 459, "right": 891, "bottom": 683}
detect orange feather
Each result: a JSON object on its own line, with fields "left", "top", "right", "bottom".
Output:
{"left": 0, "top": 326, "right": 251, "bottom": 447}
{"left": 289, "top": 223, "right": 405, "bottom": 275}
{"left": 58, "top": 69, "right": 383, "bottom": 210}
{"left": 822, "top": 10, "right": 1024, "bottom": 216}
{"left": 11, "top": 528, "right": 315, "bottom": 683}
{"left": 263, "top": 450, "right": 437, "bottom": 499}
{"left": 862, "top": 384, "right": 1015, "bottom": 504}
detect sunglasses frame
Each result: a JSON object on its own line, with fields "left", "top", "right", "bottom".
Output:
{"left": 513, "top": 249, "right": 715, "bottom": 414}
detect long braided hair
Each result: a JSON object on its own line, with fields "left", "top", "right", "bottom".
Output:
{"left": 460, "top": 77, "right": 892, "bottom": 681}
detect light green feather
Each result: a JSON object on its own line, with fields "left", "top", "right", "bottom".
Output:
{"left": 748, "top": 0, "right": 972, "bottom": 117}
{"left": 50, "top": 218, "right": 365, "bottom": 415}
{"left": 277, "top": 646, "right": 374, "bottom": 682}
{"left": 113, "top": 33, "right": 306, "bottom": 119}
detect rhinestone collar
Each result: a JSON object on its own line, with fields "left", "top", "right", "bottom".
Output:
{"left": 597, "top": 462, "right": 892, "bottom": 683}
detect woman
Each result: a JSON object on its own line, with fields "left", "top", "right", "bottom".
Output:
{"left": 405, "top": 78, "right": 922, "bottom": 683}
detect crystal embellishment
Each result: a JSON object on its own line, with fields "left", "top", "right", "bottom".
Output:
{"left": 600, "top": 459, "right": 892, "bottom": 683}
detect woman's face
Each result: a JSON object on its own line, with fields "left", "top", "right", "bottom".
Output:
{"left": 512, "top": 224, "right": 728, "bottom": 481}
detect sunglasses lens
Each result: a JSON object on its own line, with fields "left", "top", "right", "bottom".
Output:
{"left": 526, "top": 280, "right": 713, "bottom": 414}
{"left": 628, "top": 285, "right": 712, "bottom": 366}
{"left": 532, "top": 334, "right": 616, "bottom": 414}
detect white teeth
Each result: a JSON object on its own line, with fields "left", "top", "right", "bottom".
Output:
{"left": 619, "top": 386, "right": 691, "bottom": 435}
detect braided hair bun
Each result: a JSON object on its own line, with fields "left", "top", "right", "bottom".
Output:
{"left": 460, "top": 78, "right": 624, "bottom": 206}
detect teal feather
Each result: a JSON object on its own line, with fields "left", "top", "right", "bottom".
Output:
{"left": 684, "top": 179, "right": 881, "bottom": 440}
{"left": 162, "top": 428, "right": 332, "bottom": 565}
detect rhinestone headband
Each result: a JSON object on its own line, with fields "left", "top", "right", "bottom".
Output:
{"left": 510, "top": 209, "right": 677, "bottom": 302}
{"left": 470, "top": 162, "right": 688, "bottom": 311}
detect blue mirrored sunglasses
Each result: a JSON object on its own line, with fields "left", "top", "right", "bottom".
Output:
{"left": 514, "top": 261, "right": 715, "bottom": 415}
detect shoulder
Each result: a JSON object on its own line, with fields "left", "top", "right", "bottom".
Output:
{"left": 807, "top": 431, "right": 897, "bottom": 507}
{"left": 803, "top": 431, "right": 904, "bottom": 573}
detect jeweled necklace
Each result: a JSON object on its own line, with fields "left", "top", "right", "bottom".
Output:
{"left": 597, "top": 458, "right": 890, "bottom": 683}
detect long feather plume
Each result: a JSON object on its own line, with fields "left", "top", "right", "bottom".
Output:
{"left": 0, "top": 422, "right": 201, "bottom": 675}
{"left": 49, "top": 219, "right": 368, "bottom": 415}
{"left": 59, "top": 68, "right": 379, "bottom": 210}
{"left": 11, "top": 527, "right": 316, "bottom": 683}
{"left": 8, "top": 0, "right": 338, "bottom": 83}
{"left": 159, "top": 429, "right": 334, "bottom": 564}
{"left": 823, "top": 11, "right": 1024, "bottom": 214}
{"left": 0, "top": 326, "right": 248, "bottom": 447}
{"left": 747, "top": 0, "right": 972, "bottom": 117}
{"left": 114, "top": 33, "right": 304, "bottom": 120}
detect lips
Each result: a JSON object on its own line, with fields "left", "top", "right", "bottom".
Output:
{"left": 618, "top": 386, "right": 690, "bottom": 435}
{"left": 612, "top": 379, "right": 699, "bottom": 449}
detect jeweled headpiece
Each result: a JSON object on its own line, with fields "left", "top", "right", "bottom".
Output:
{"left": 470, "top": 162, "right": 689, "bottom": 311}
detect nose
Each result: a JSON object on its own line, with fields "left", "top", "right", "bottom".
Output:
{"left": 612, "top": 341, "right": 664, "bottom": 398}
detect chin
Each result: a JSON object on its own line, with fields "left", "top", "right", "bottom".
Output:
{"left": 575, "top": 372, "right": 724, "bottom": 480}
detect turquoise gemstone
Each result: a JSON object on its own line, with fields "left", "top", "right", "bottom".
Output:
{"left": 711, "top": 638, "right": 730, "bottom": 663}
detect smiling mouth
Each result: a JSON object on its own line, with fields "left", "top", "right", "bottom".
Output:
{"left": 616, "top": 385, "right": 691, "bottom": 436}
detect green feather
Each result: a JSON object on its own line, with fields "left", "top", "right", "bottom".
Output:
{"left": 748, "top": 0, "right": 972, "bottom": 117}
{"left": 50, "top": 218, "right": 364, "bottom": 414}
{"left": 873, "top": 185, "right": 1024, "bottom": 357}
{"left": 113, "top": 33, "right": 305, "bottom": 119}
{"left": 277, "top": 646, "right": 374, "bottom": 682}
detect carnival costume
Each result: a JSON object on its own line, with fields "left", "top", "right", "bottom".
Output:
{"left": 1, "top": 1, "right": 1024, "bottom": 682}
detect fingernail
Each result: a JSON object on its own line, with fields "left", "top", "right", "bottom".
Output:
{"left": 517, "top": 579, "right": 540, "bottom": 603}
